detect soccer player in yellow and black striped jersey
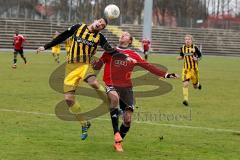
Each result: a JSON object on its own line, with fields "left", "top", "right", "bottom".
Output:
{"left": 177, "top": 34, "right": 202, "bottom": 106}
{"left": 37, "top": 18, "right": 127, "bottom": 140}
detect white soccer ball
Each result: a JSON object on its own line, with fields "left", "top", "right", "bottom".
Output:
{"left": 104, "top": 4, "right": 120, "bottom": 20}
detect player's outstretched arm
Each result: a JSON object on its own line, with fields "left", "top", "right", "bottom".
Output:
{"left": 137, "top": 57, "right": 179, "bottom": 79}
{"left": 92, "top": 59, "right": 104, "bottom": 70}
{"left": 36, "top": 24, "right": 81, "bottom": 54}
{"left": 99, "top": 34, "right": 128, "bottom": 59}
{"left": 92, "top": 52, "right": 109, "bottom": 70}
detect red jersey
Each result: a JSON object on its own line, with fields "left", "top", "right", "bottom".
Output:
{"left": 142, "top": 39, "right": 150, "bottom": 51}
{"left": 13, "top": 34, "right": 25, "bottom": 50}
{"left": 95, "top": 47, "right": 167, "bottom": 87}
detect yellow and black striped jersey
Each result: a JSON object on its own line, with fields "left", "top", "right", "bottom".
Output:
{"left": 65, "top": 37, "right": 73, "bottom": 48}
{"left": 180, "top": 45, "right": 202, "bottom": 70}
{"left": 68, "top": 24, "right": 103, "bottom": 63}
{"left": 44, "top": 23, "right": 116, "bottom": 64}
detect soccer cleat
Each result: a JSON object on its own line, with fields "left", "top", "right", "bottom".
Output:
{"left": 81, "top": 121, "right": 91, "bottom": 140}
{"left": 113, "top": 142, "right": 123, "bottom": 152}
{"left": 12, "top": 64, "right": 17, "bottom": 69}
{"left": 198, "top": 84, "right": 202, "bottom": 90}
{"left": 182, "top": 100, "right": 189, "bottom": 106}
{"left": 114, "top": 132, "right": 123, "bottom": 143}
{"left": 113, "top": 132, "right": 123, "bottom": 152}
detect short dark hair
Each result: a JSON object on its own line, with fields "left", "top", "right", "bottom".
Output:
{"left": 102, "top": 17, "right": 108, "bottom": 25}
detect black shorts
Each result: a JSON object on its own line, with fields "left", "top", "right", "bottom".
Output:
{"left": 106, "top": 85, "right": 134, "bottom": 112}
{"left": 14, "top": 49, "right": 24, "bottom": 55}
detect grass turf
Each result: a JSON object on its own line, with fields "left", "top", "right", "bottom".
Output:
{"left": 0, "top": 52, "right": 239, "bottom": 160}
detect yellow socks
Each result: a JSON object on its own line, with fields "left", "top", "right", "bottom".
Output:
{"left": 69, "top": 101, "right": 81, "bottom": 114}
{"left": 183, "top": 87, "right": 189, "bottom": 101}
{"left": 69, "top": 101, "right": 87, "bottom": 125}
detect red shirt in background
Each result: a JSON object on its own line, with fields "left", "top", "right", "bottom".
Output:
{"left": 13, "top": 34, "right": 25, "bottom": 50}
{"left": 142, "top": 39, "right": 151, "bottom": 51}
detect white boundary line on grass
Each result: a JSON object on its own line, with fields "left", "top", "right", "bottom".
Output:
{"left": 1, "top": 108, "right": 240, "bottom": 134}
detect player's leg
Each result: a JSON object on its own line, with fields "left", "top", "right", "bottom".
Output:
{"left": 115, "top": 87, "right": 134, "bottom": 152}
{"left": 52, "top": 48, "right": 58, "bottom": 63}
{"left": 64, "top": 91, "right": 80, "bottom": 113}
{"left": 55, "top": 48, "right": 60, "bottom": 63}
{"left": 19, "top": 49, "right": 27, "bottom": 64}
{"left": 192, "top": 70, "right": 201, "bottom": 90}
{"left": 121, "top": 108, "right": 133, "bottom": 137}
{"left": 144, "top": 50, "right": 148, "bottom": 60}
{"left": 64, "top": 63, "right": 91, "bottom": 140}
{"left": 56, "top": 54, "right": 60, "bottom": 64}
{"left": 52, "top": 48, "right": 55, "bottom": 57}
{"left": 120, "top": 103, "right": 133, "bottom": 139}
{"left": 86, "top": 75, "right": 106, "bottom": 98}
{"left": 182, "top": 70, "right": 190, "bottom": 106}
{"left": 83, "top": 75, "right": 108, "bottom": 140}
{"left": 183, "top": 80, "right": 190, "bottom": 106}
{"left": 53, "top": 53, "right": 58, "bottom": 62}
{"left": 106, "top": 87, "right": 120, "bottom": 135}
{"left": 12, "top": 50, "right": 18, "bottom": 68}
{"left": 64, "top": 90, "right": 91, "bottom": 140}
{"left": 84, "top": 63, "right": 107, "bottom": 100}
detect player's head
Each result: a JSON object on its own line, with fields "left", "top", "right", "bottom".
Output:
{"left": 119, "top": 31, "right": 133, "bottom": 47}
{"left": 90, "top": 18, "right": 108, "bottom": 32}
{"left": 15, "top": 29, "right": 19, "bottom": 35}
{"left": 184, "top": 34, "right": 193, "bottom": 46}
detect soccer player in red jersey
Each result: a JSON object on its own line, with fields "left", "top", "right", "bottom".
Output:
{"left": 12, "top": 29, "right": 27, "bottom": 68}
{"left": 93, "top": 32, "right": 179, "bottom": 152}
{"left": 142, "top": 37, "right": 151, "bottom": 60}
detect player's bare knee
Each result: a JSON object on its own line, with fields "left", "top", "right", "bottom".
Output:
{"left": 110, "top": 96, "right": 119, "bottom": 107}
{"left": 91, "top": 82, "right": 99, "bottom": 89}
{"left": 123, "top": 119, "right": 132, "bottom": 127}
{"left": 108, "top": 91, "right": 119, "bottom": 107}
{"left": 183, "top": 81, "right": 189, "bottom": 88}
{"left": 64, "top": 92, "right": 75, "bottom": 106}
{"left": 123, "top": 110, "right": 132, "bottom": 127}
{"left": 86, "top": 76, "right": 99, "bottom": 89}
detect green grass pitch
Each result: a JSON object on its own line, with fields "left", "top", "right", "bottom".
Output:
{"left": 0, "top": 52, "right": 239, "bottom": 160}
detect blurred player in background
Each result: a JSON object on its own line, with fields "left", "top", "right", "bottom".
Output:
{"left": 37, "top": 18, "right": 127, "bottom": 140}
{"left": 51, "top": 31, "right": 61, "bottom": 64}
{"left": 142, "top": 37, "right": 151, "bottom": 60}
{"left": 177, "top": 34, "right": 202, "bottom": 106}
{"left": 12, "top": 29, "right": 27, "bottom": 68}
{"left": 93, "top": 31, "right": 179, "bottom": 152}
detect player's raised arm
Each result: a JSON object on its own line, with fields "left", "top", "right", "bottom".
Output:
{"left": 99, "top": 33, "right": 128, "bottom": 59}
{"left": 136, "top": 55, "right": 179, "bottom": 79}
{"left": 36, "top": 24, "right": 81, "bottom": 53}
